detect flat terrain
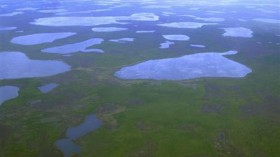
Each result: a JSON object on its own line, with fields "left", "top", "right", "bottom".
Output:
{"left": 0, "top": 0, "right": 280, "bottom": 157}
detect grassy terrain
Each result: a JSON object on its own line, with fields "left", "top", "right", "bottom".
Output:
{"left": 0, "top": 13, "right": 280, "bottom": 157}
{"left": 1, "top": 46, "right": 279, "bottom": 157}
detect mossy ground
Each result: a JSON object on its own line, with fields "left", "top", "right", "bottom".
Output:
{"left": 0, "top": 14, "right": 280, "bottom": 157}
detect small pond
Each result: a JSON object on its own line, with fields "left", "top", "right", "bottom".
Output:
{"left": 55, "top": 114, "right": 102, "bottom": 157}
{"left": 38, "top": 83, "right": 58, "bottom": 93}
{"left": 0, "top": 86, "right": 19, "bottom": 106}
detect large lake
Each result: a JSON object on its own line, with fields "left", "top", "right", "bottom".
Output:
{"left": 0, "top": 52, "right": 71, "bottom": 80}
{"left": 115, "top": 51, "right": 252, "bottom": 80}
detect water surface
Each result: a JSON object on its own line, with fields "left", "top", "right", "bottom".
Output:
{"left": 158, "top": 22, "right": 217, "bottom": 29}
{"left": 0, "top": 52, "right": 71, "bottom": 80}
{"left": 110, "top": 38, "right": 134, "bottom": 43}
{"left": 38, "top": 83, "right": 58, "bottom": 93}
{"left": 223, "top": 27, "right": 253, "bottom": 38}
{"left": 11, "top": 32, "right": 76, "bottom": 45}
{"left": 115, "top": 51, "right": 252, "bottom": 80}
{"left": 253, "top": 18, "right": 280, "bottom": 24}
{"left": 0, "top": 86, "right": 19, "bottom": 106}
{"left": 42, "top": 38, "right": 104, "bottom": 54}
{"left": 160, "top": 41, "right": 174, "bottom": 49}
{"left": 55, "top": 139, "right": 81, "bottom": 157}
{"left": 55, "top": 115, "right": 102, "bottom": 157}
{"left": 190, "top": 44, "right": 206, "bottom": 48}
{"left": 31, "top": 13, "right": 159, "bottom": 26}
{"left": 163, "top": 35, "right": 190, "bottom": 41}
{"left": 0, "top": 26, "right": 17, "bottom": 31}
{"left": 91, "top": 27, "right": 127, "bottom": 32}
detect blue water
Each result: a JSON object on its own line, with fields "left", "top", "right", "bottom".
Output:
{"left": 66, "top": 115, "right": 103, "bottom": 140}
{"left": 38, "top": 83, "right": 58, "bottom": 93}
{"left": 11, "top": 32, "right": 76, "bottom": 45}
{"left": 42, "top": 38, "right": 104, "bottom": 54}
{"left": 55, "top": 139, "right": 81, "bottom": 157}
{"left": 115, "top": 51, "right": 252, "bottom": 80}
{"left": 0, "top": 86, "right": 19, "bottom": 106}
{"left": 0, "top": 52, "right": 71, "bottom": 80}
{"left": 55, "top": 115, "right": 102, "bottom": 157}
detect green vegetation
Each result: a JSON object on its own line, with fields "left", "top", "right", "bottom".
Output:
{"left": 1, "top": 42, "right": 280, "bottom": 157}
{"left": 0, "top": 21, "right": 280, "bottom": 157}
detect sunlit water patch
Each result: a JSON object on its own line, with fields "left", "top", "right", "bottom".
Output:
{"left": 91, "top": 27, "right": 127, "bottom": 32}
{"left": 31, "top": 13, "right": 158, "bottom": 26}
{"left": 11, "top": 32, "right": 76, "bottom": 45}
{"left": 115, "top": 51, "right": 252, "bottom": 80}
{"left": 32, "top": 16, "right": 122, "bottom": 26}
{"left": 194, "top": 17, "right": 224, "bottom": 22}
{"left": 38, "top": 83, "right": 58, "bottom": 93}
{"left": 158, "top": 22, "right": 217, "bottom": 29}
{"left": 38, "top": 9, "right": 68, "bottom": 14}
{"left": 143, "top": 5, "right": 171, "bottom": 9}
{"left": 130, "top": 13, "right": 159, "bottom": 21}
{"left": 183, "top": 15, "right": 225, "bottom": 22}
{"left": 0, "top": 26, "right": 17, "bottom": 31}
{"left": 190, "top": 44, "right": 206, "bottom": 48}
{"left": 110, "top": 38, "right": 134, "bottom": 43}
{"left": 163, "top": 35, "right": 190, "bottom": 41}
{"left": 136, "top": 30, "right": 155, "bottom": 33}
{"left": 223, "top": 27, "right": 253, "bottom": 38}
{"left": 162, "top": 11, "right": 175, "bottom": 17}
{"left": 42, "top": 38, "right": 104, "bottom": 54}
{"left": 253, "top": 18, "right": 280, "bottom": 24}
{"left": 56, "top": 9, "right": 112, "bottom": 16}
{"left": 82, "top": 49, "right": 104, "bottom": 53}
{"left": 207, "top": 11, "right": 226, "bottom": 14}
{"left": 0, "top": 5, "right": 7, "bottom": 8}
{"left": 16, "top": 7, "right": 38, "bottom": 11}
{"left": 160, "top": 41, "right": 174, "bottom": 49}
{"left": 0, "top": 86, "right": 19, "bottom": 106}
{"left": 0, "top": 52, "right": 71, "bottom": 80}
{"left": 0, "top": 12, "right": 23, "bottom": 16}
